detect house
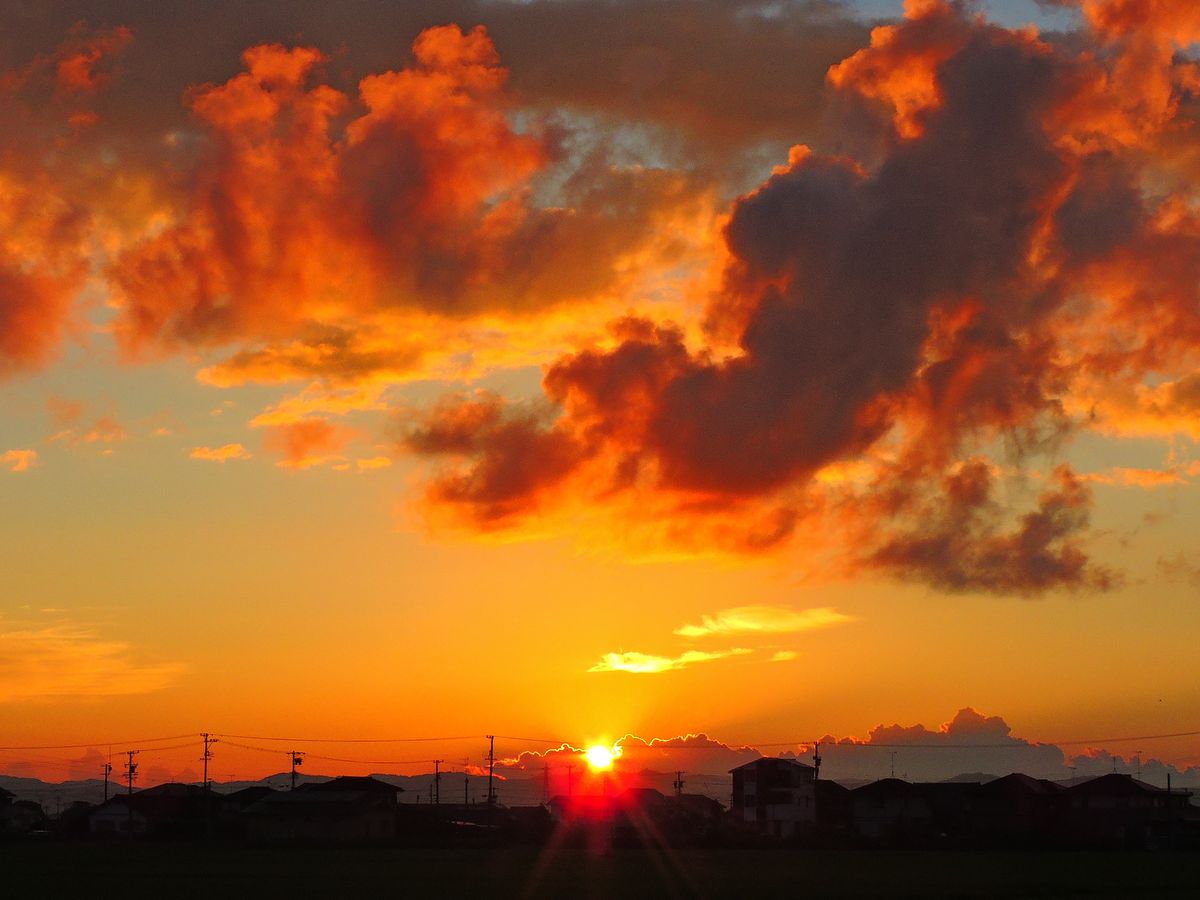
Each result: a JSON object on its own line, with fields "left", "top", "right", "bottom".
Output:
{"left": 918, "top": 781, "right": 982, "bottom": 839}
{"left": 1, "top": 789, "right": 48, "bottom": 837}
{"left": 730, "top": 757, "right": 817, "bottom": 838}
{"left": 1062, "top": 773, "right": 1194, "bottom": 848}
{"left": 815, "top": 779, "right": 853, "bottom": 832}
{"left": 972, "top": 773, "right": 1063, "bottom": 844}
{"left": 850, "top": 779, "right": 933, "bottom": 841}
{"left": 243, "top": 775, "right": 402, "bottom": 843}
{"left": 88, "top": 783, "right": 214, "bottom": 837}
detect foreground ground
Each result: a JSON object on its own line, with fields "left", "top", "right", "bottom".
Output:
{"left": 3, "top": 843, "right": 1198, "bottom": 898}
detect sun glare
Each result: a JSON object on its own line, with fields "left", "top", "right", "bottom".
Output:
{"left": 585, "top": 744, "right": 615, "bottom": 771}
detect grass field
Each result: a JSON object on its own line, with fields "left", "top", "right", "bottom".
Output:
{"left": 3, "top": 843, "right": 1198, "bottom": 898}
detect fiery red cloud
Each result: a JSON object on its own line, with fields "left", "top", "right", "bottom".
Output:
{"left": 2, "top": 1, "right": 1200, "bottom": 595}
{"left": 400, "top": 0, "right": 1200, "bottom": 592}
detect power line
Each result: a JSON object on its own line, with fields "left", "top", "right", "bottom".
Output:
{"left": 213, "top": 733, "right": 481, "bottom": 744}
{"left": 0, "top": 734, "right": 197, "bottom": 751}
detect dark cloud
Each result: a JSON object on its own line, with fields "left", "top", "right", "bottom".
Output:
{"left": 867, "top": 462, "right": 1117, "bottom": 594}
{"left": 404, "top": 0, "right": 1200, "bottom": 593}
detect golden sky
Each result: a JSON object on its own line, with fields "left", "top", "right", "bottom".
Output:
{"left": 2, "top": 0, "right": 1199, "bottom": 786}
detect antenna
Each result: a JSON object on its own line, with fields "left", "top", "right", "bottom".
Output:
{"left": 673, "top": 771, "right": 685, "bottom": 798}
{"left": 291, "top": 751, "right": 305, "bottom": 790}
{"left": 889, "top": 751, "right": 897, "bottom": 779}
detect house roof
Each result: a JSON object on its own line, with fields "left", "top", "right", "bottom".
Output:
{"left": 729, "top": 756, "right": 815, "bottom": 774}
{"left": 300, "top": 776, "right": 403, "bottom": 794}
{"left": 851, "top": 778, "right": 924, "bottom": 798}
{"left": 1066, "top": 773, "right": 1184, "bottom": 796}
{"left": 979, "top": 773, "right": 1062, "bottom": 795}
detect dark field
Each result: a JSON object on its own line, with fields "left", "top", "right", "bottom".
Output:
{"left": 3, "top": 844, "right": 1198, "bottom": 899}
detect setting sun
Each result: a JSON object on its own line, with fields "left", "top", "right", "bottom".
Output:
{"left": 585, "top": 744, "right": 616, "bottom": 771}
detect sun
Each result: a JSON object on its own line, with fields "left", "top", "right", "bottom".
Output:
{"left": 585, "top": 744, "right": 616, "bottom": 771}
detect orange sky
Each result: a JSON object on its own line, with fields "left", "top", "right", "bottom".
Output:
{"left": 2, "top": 0, "right": 1199, "bottom": 788}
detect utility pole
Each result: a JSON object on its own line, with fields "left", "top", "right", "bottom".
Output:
{"left": 673, "top": 771, "right": 684, "bottom": 798}
{"left": 813, "top": 742, "right": 822, "bottom": 782}
{"left": 464, "top": 772, "right": 469, "bottom": 806}
{"left": 290, "top": 751, "right": 304, "bottom": 790}
{"left": 103, "top": 762, "right": 112, "bottom": 802}
{"left": 889, "top": 752, "right": 897, "bottom": 779}
{"left": 486, "top": 735, "right": 496, "bottom": 806}
{"left": 434, "top": 760, "right": 442, "bottom": 806}
{"left": 125, "top": 751, "right": 138, "bottom": 794}
{"left": 202, "top": 733, "right": 217, "bottom": 838}
{"left": 124, "top": 750, "right": 138, "bottom": 837}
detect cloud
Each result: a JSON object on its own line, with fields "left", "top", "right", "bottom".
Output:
{"left": 675, "top": 605, "right": 854, "bottom": 638}
{"left": 261, "top": 417, "right": 350, "bottom": 469}
{"left": 48, "top": 414, "right": 127, "bottom": 446}
{"left": 189, "top": 443, "right": 251, "bottom": 463}
{"left": 588, "top": 647, "right": 751, "bottom": 674}
{"left": 1078, "top": 465, "right": 1193, "bottom": 488}
{"left": 401, "top": 391, "right": 584, "bottom": 526}
{"left": 108, "top": 24, "right": 710, "bottom": 364}
{"left": 355, "top": 456, "right": 392, "bottom": 471}
{"left": 770, "top": 650, "right": 799, "bottom": 662}
{"left": 1, "top": 449, "right": 38, "bottom": 472}
{"left": 405, "top": 0, "right": 1200, "bottom": 593}
{"left": 867, "top": 462, "right": 1118, "bottom": 594}
{"left": 0, "top": 622, "right": 185, "bottom": 702}
{"left": 1157, "top": 553, "right": 1200, "bottom": 586}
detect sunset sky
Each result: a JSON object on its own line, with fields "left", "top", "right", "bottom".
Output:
{"left": 3, "top": 0, "right": 1200, "bottom": 789}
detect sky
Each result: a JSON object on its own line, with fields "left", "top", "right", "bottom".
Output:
{"left": 2, "top": 0, "right": 1200, "bottom": 790}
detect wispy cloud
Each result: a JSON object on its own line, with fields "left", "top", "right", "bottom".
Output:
{"left": 49, "top": 415, "right": 126, "bottom": 445}
{"left": 1078, "top": 464, "right": 1200, "bottom": 488}
{"left": 589, "top": 647, "right": 751, "bottom": 674}
{"left": 769, "top": 650, "right": 798, "bottom": 662}
{"left": 0, "top": 623, "right": 186, "bottom": 702}
{"left": 189, "top": 443, "right": 251, "bottom": 463}
{"left": 674, "top": 605, "right": 854, "bottom": 638}
{"left": 1, "top": 449, "right": 38, "bottom": 472}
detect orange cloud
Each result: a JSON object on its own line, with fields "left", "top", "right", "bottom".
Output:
{"left": 109, "top": 23, "right": 708, "bottom": 370}
{"left": 0, "top": 622, "right": 185, "bottom": 702}
{"left": 49, "top": 415, "right": 126, "bottom": 446}
{"left": 261, "top": 418, "right": 349, "bottom": 469}
{"left": 588, "top": 647, "right": 752, "bottom": 674}
{"left": 189, "top": 443, "right": 251, "bottom": 463}
{"left": 0, "top": 172, "right": 89, "bottom": 377}
{"left": 399, "top": 1, "right": 1200, "bottom": 595}
{"left": 674, "top": 606, "right": 855, "bottom": 638}
{"left": 53, "top": 24, "right": 133, "bottom": 94}
{"left": 1, "top": 449, "right": 38, "bottom": 472}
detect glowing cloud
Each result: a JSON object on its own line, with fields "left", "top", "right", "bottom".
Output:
{"left": 189, "top": 443, "right": 251, "bottom": 463}
{"left": 674, "top": 605, "right": 855, "bottom": 638}
{"left": 1, "top": 449, "right": 38, "bottom": 472}
{"left": 588, "top": 647, "right": 751, "bottom": 674}
{"left": 0, "top": 623, "right": 185, "bottom": 702}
